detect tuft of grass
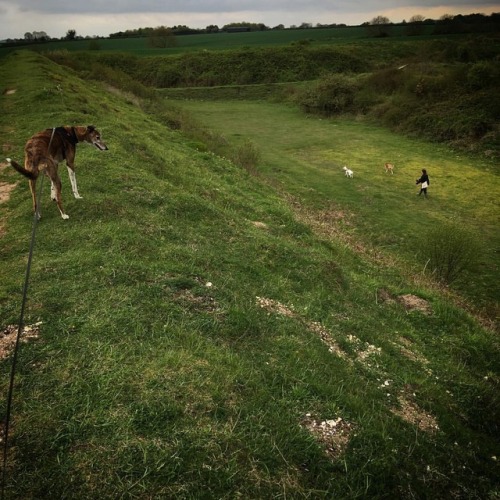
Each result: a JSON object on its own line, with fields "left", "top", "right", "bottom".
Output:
{"left": 417, "top": 222, "right": 481, "bottom": 284}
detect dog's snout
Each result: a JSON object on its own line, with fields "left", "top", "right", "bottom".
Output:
{"left": 94, "top": 141, "right": 108, "bottom": 151}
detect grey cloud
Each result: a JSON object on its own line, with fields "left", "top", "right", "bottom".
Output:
{"left": 9, "top": 0, "right": 500, "bottom": 16}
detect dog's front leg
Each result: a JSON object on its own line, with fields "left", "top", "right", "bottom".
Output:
{"left": 67, "top": 166, "right": 82, "bottom": 199}
{"left": 50, "top": 180, "right": 57, "bottom": 202}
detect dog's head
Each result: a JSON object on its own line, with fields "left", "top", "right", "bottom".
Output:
{"left": 84, "top": 125, "right": 108, "bottom": 151}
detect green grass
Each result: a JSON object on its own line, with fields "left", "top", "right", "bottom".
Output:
{"left": 167, "top": 98, "right": 500, "bottom": 313}
{"left": 0, "top": 25, "right": 435, "bottom": 57}
{"left": 0, "top": 50, "right": 499, "bottom": 498}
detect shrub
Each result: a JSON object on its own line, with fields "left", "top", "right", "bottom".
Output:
{"left": 230, "top": 140, "right": 261, "bottom": 174}
{"left": 466, "top": 61, "right": 500, "bottom": 90}
{"left": 299, "top": 74, "right": 359, "bottom": 116}
{"left": 365, "top": 67, "right": 405, "bottom": 94}
{"left": 418, "top": 223, "right": 480, "bottom": 284}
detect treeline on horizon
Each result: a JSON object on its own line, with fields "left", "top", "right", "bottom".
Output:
{"left": 2, "top": 11, "right": 499, "bottom": 45}
{"left": 108, "top": 12, "right": 500, "bottom": 38}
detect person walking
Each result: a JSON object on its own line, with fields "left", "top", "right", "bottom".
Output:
{"left": 416, "top": 169, "right": 430, "bottom": 197}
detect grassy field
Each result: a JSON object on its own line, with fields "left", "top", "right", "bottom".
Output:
{"left": 0, "top": 24, "right": 447, "bottom": 58}
{"left": 0, "top": 50, "right": 499, "bottom": 498}
{"left": 165, "top": 97, "right": 500, "bottom": 313}
{"left": 0, "top": 27, "right": 370, "bottom": 57}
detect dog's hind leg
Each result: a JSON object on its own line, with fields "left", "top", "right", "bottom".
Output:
{"left": 67, "top": 166, "right": 82, "bottom": 199}
{"left": 49, "top": 172, "right": 69, "bottom": 219}
{"left": 29, "top": 179, "right": 41, "bottom": 220}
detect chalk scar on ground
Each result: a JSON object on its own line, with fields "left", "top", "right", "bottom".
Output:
{"left": 391, "top": 393, "right": 440, "bottom": 433}
{"left": 256, "top": 296, "right": 382, "bottom": 364}
{"left": 301, "top": 414, "right": 355, "bottom": 461}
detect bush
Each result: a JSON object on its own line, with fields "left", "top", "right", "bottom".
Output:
{"left": 466, "top": 61, "right": 500, "bottom": 90}
{"left": 298, "top": 74, "right": 359, "bottom": 116}
{"left": 230, "top": 140, "right": 261, "bottom": 174}
{"left": 418, "top": 223, "right": 480, "bottom": 284}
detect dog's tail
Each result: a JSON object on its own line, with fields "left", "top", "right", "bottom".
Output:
{"left": 6, "top": 158, "right": 36, "bottom": 180}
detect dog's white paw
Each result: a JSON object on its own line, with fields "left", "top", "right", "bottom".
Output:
{"left": 61, "top": 214, "right": 70, "bottom": 220}
{"left": 6, "top": 158, "right": 11, "bottom": 164}
{"left": 74, "top": 194, "right": 83, "bottom": 199}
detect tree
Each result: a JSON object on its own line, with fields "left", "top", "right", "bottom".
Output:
{"left": 65, "top": 29, "right": 76, "bottom": 40}
{"left": 366, "top": 16, "right": 392, "bottom": 37}
{"left": 371, "top": 15, "right": 390, "bottom": 25}
{"left": 406, "top": 14, "right": 426, "bottom": 36}
{"left": 147, "top": 26, "right": 176, "bottom": 48}
{"left": 409, "top": 14, "right": 425, "bottom": 23}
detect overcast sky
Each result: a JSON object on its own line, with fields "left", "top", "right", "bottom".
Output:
{"left": 0, "top": 0, "right": 497, "bottom": 39}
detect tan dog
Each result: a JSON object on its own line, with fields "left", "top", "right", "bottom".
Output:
{"left": 7, "top": 126, "right": 108, "bottom": 219}
{"left": 384, "top": 162, "right": 394, "bottom": 174}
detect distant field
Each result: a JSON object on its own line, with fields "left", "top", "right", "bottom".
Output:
{"left": 0, "top": 24, "right": 438, "bottom": 57}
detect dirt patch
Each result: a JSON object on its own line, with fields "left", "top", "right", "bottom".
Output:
{"left": 378, "top": 289, "right": 432, "bottom": 315}
{"left": 249, "top": 220, "right": 269, "bottom": 230}
{"left": 391, "top": 392, "right": 439, "bottom": 433}
{"left": 393, "top": 337, "right": 431, "bottom": 366}
{"left": 346, "top": 334, "right": 382, "bottom": 363}
{"left": 0, "top": 181, "right": 17, "bottom": 204}
{"left": 307, "top": 320, "right": 348, "bottom": 359}
{"left": 301, "top": 414, "right": 355, "bottom": 461}
{"left": 173, "top": 289, "right": 221, "bottom": 314}
{"left": 0, "top": 323, "right": 42, "bottom": 360}
{"left": 256, "top": 296, "right": 348, "bottom": 359}
{"left": 397, "top": 294, "right": 432, "bottom": 315}
{"left": 256, "top": 296, "right": 296, "bottom": 318}
{"left": 0, "top": 160, "right": 18, "bottom": 237}
{"left": 0, "top": 160, "right": 18, "bottom": 200}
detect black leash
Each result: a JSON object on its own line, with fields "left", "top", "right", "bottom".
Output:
{"left": 1, "top": 128, "right": 55, "bottom": 498}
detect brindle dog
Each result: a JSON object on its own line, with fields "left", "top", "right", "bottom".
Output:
{"left": 7, "top": 125, "right": 108, "bottom": 219}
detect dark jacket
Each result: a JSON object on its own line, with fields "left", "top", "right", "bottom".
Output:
{"left": 416, "top": 173, "right": 430, "bottom": 185}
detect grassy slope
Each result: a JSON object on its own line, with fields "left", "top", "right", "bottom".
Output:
{"left": 0, "top": 51, "right": 499, "bottom": 498}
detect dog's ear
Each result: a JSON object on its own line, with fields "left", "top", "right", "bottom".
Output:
{"left": 87, "top": 125, "right": 95, "bottom": 132}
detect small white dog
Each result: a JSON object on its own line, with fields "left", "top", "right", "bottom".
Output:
{"left": 343, "top": 165, "right": 354, "bottom": 178}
